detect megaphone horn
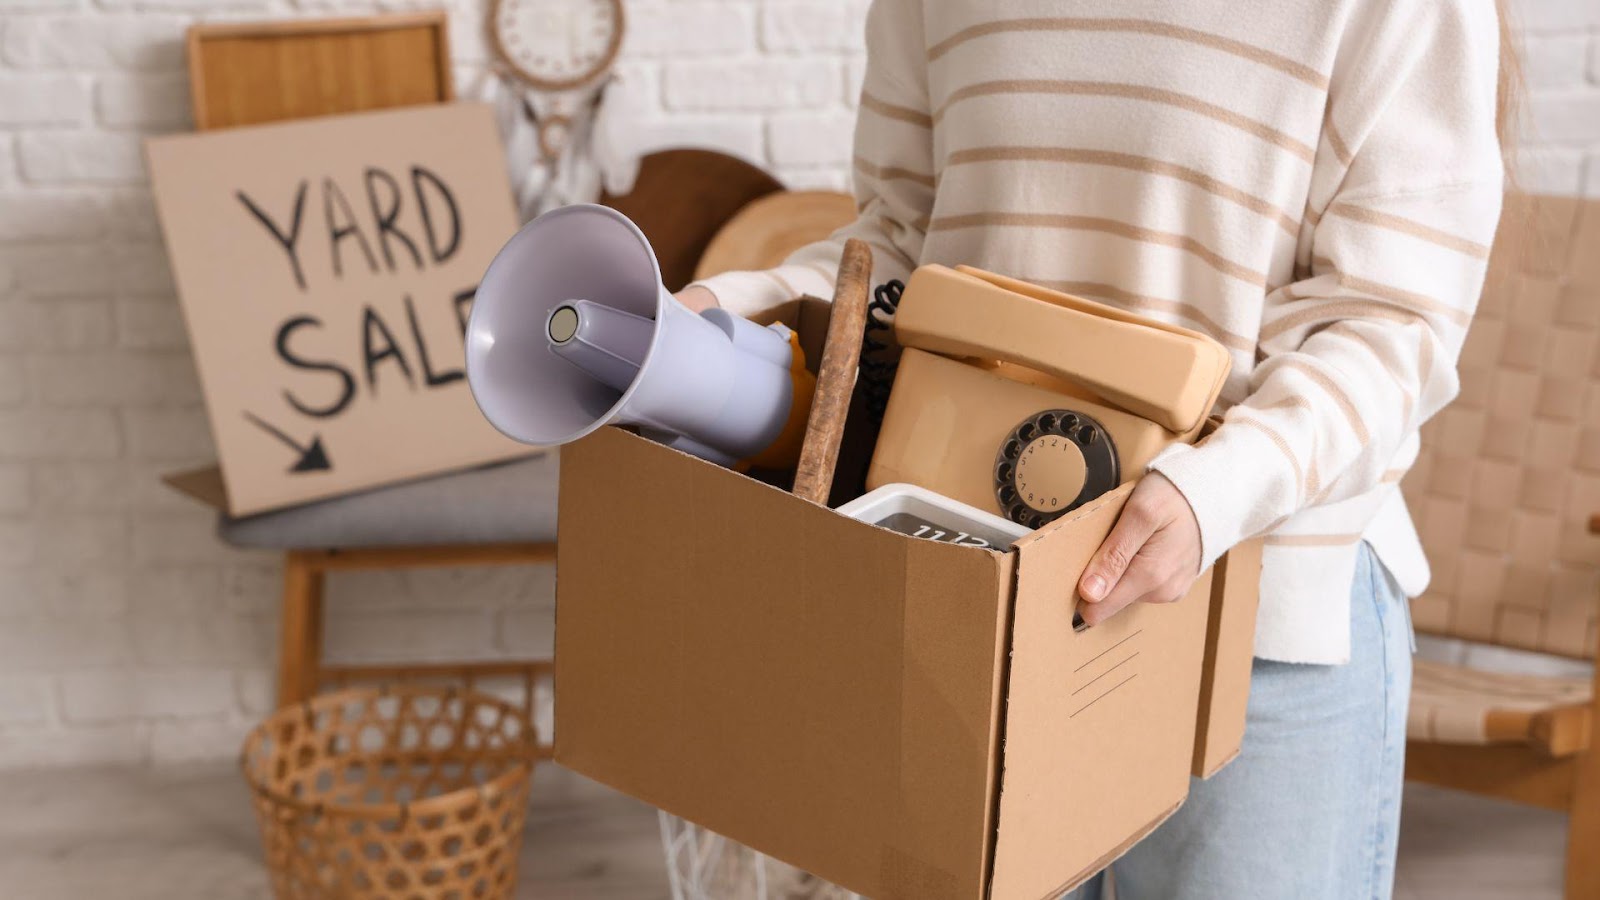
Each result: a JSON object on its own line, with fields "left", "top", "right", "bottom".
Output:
{"left": 464, "top": 204, "right": 814, "bottom": 469}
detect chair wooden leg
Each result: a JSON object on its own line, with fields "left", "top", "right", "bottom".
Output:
{"left": 276, "top": 550, "right": 326, "bottom": 708}
{"left": 1571, "top": 765, "right": 1600, "bottom": 898}
{"left": 1566, "top": 675, "right": 1600, "bottom": 897}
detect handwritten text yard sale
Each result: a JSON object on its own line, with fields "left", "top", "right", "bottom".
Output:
{"left": 243, "top": 166, "right": 476, "bottom": 420}
{"left": 145, "top": 104, "right": 525, "bottom": 515}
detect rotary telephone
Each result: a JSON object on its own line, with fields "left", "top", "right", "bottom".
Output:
{"left": 866, "top": 265, "right": 1232, "bottom": 528}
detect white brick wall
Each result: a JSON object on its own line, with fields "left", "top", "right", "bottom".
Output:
{"left": 0, "top": 0, "right": 1593, "bottom": 770}
{"left": 0, "top": 0, "right": 868, "bottom": 770}
{"left": 1513, "top": 6, "right": 1600, "bottom": 195}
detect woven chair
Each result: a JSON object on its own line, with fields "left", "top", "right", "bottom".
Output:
{"left": 183, "top": 14, "right": 798, "bottom": 727}
{"left": 181, "top": 15, "right": 559, "bottom": 728}
{"left": 1402, "top": 194, "right": 1600, "bottom": 899}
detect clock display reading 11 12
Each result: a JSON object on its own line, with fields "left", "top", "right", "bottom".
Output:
{"left": 490, "top": 0, "right": 624, "bottom": 91}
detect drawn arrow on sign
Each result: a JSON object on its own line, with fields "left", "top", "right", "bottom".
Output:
{"left": 243, "top": 411, "right": 332, "bottom": 473}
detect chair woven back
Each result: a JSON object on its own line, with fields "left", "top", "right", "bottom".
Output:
{"left": 1403, "top": 194, "right": 1600, "bottom": 659}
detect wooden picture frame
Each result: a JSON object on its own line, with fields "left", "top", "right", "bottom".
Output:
{"left": 186, "top": 12, "right": 454, "bottom": 132}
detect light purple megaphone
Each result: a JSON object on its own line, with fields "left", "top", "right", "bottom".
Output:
{"left": 464, "top": 204, "right": 813, "bottom": 468}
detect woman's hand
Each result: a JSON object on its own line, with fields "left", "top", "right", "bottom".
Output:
{"left": 1076, "top": 473, "right": 1202, "bottom": 627}
{"left": 676, "top": 286, "right": 719, "bottom": 313}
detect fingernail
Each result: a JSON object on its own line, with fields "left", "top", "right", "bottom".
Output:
{"left": 1082, "top": 574, "right": 1106, "bottom": 602}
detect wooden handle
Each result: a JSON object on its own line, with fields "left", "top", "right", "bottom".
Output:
{"left": 792, "top": 239, "right": 872, "bottom": 505}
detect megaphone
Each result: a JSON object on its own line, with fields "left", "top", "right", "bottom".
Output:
{"left": 465, "top": 204, "right": 815, "bottom": 469}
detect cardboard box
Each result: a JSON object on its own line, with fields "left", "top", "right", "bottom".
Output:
{"left": 555, "top": 299, "right": 1261, "bottom": 900}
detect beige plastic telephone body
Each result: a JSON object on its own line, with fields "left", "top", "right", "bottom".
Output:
{"left": 896, "top": 266, "right": 1230, "bottom": 433}
{"left": 867, "top": 265, "right": 1232, "bottom": 519}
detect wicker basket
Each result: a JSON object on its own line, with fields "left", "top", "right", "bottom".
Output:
{"left": 240, "top": 685, "right": 538, "bottom": 900}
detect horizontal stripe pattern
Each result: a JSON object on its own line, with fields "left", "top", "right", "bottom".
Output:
{"left": 760, "top": 270, "right": 800, "bottom": 298}
{"left": 859, "top": 233, "right": 908, "bottom": 260}
{"left": 945, "top": 146, "right": 1298, "bottom": 235}
{"left": 929, "top": 211, "right": 1269, "bottom": 287}
{"left": 1273, "top": 357, "right": 1371, "bottom": 444}
{"left": 1325, "top": 322, "right": 1417, "bottom": 425}
{"left": 1415, "top": 329, "right": 1436, "bottom": 428}
{"left": 934, "top": 80, "right": 1317, "bottom": 163}
{"left": 1325, "top": 118, "right": 1354, "bottom": 166}
{"left": 1262, "top": 296, "right": 1426, "bottom": 343}
{"left": 1327, "top": 202, "right": 1492, "bottom": 259}
{"left": 692, "top": 0, "right": 1505, "bottom": 665}
{"left": 1312, "top": 255, "right": 1475, "bottom": 327}
{"left": 1232, "top": 415, "right": 1306, "bottom": 500}
{"left": 860, "top": 91, "right": 932, "bottom": 128}
{"left": 1264, "top": 532, "right": 1364, "bottom": 547}
{"left": 927, "top": 17, "right": 1329, "bottom": 89}
{"left": 853, "top": 155, "right": 936, "bottom": 188}
{"left": 797, "top": 259, "right": 835, "bottom": 285}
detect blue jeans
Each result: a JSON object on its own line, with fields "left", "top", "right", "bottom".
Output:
{"left": 1065, "top": 543, "right": 1414, "bottom": 900}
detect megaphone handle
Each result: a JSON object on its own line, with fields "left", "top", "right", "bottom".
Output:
{"left": 792, "top": 238, "right": 873, "bottom": 506}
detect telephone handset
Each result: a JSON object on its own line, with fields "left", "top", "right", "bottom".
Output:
{"left": 866, "top": 265, "right": 1231, "bottom": 528}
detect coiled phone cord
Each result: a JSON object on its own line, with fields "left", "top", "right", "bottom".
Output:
{"left": 859, "top": 279, "right": 905, "bottom": 426}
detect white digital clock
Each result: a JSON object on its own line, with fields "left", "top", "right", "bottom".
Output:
{"left": 836, "top": 483, "right": 1032, "bottom": 550}
{"left": 490, "top": 0, "right": 625, "bottom": 92}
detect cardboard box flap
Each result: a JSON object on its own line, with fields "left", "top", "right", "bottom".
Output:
{"left": 754, "top": 295, "right": 834, "bottom": 369}
{"left": 1192, "top": 536, "right": 1263, "bottom": 777}
{"left": 991, "top": 484, "right": 1212, "bottom": 899}
{"left": 555, "top": 426, "right": 1013, "bottom": 900}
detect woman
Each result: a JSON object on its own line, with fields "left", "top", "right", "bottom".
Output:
{"left": 679, "top": 1, "right": 1511, "bottom": 897}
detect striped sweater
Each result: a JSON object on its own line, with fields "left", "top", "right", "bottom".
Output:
{"left": 693, "top": 0, "right": 1504, "bottom": 663}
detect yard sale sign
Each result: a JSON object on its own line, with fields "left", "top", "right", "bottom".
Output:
{"left": 147, "top": 103, "right": 528, "bottom": 515}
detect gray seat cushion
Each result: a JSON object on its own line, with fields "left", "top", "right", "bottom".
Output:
{"left": 217, "top": 452, "right": 559, "bottom": 550}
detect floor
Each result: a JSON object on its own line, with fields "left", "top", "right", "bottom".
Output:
{"left": 0, "top": 762, "right": 1568, "bottom": 899}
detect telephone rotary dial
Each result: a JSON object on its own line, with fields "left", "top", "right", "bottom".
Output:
{"left": 995, "top": 409, "right": 1120, "bottom": 528}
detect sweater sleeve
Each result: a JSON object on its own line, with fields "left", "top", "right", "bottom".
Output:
{"left": 689, "top": 0, "right": 934, "bottom": 319}
{"left": 1148, "top": 0, "right": 1504, "bottom": 570}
